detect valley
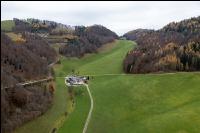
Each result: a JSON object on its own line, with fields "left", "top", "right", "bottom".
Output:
{"left": 12, "top": 40, "right": 200, "bottom": 133}
{"left": 1, "top": 2, "right": 200, "bottom": 133}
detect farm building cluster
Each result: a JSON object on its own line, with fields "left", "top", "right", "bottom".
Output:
{"left": 65, "top": 75, "right": 89, "bottom": 86}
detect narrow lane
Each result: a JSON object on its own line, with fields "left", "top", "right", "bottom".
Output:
{"left": 82, "top": 84, "right": 93, "bottom": 133}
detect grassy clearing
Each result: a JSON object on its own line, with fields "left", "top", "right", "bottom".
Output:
{"left": 1, "top": 20, "right": 15, "bottom": 32}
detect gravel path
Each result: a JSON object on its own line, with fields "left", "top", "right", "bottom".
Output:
{"left": 82, "top": 84, "right": 93, "bottom": 133}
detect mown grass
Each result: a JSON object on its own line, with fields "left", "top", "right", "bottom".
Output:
{"left": 58, "top": 86, "right": 90, "bottom": 133}
{"left": 1, "top": 20, "right": 15, "bottom": 32}
{"left": 54, "top": 40, "right": 135, "bottom": 76}
{"left": 88, "top": 73, "right": 200, "bottom": 133}
{"left": 55, "top": 40, "right": 200, "bottom": 133}
{"left": 56, "top": 40, "right": 134, "bottom": 133}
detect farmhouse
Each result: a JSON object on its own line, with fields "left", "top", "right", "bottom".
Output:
{"left": 65, "top": 75, "right": 89, "bottom": 86}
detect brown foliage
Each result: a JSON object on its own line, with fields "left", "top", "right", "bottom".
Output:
{"left": 123, "top": 16, "right": 200, "bottom": 73}
{"left": 48, "top": 83, "right": 55, "bottom": 95}
{"left": 59, "top": 25, "right": 118, "bottom": 57}
{"left": 1, "top": 32, "right": 57, "bottom": 87}
{"left": 1, "top": 84, "right": 53, "bottom": 133}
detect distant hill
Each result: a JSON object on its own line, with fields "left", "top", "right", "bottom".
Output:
{"left": 11, "top": 18, "right": 74, "bottom": 34}
{"left": 123, "top": 29, "right": 154, "bottom": 40}
{"left": 161, "top": 16, "right": 200, "bottom": 36}
{"left": 2, "top": 18, "right": 118, "bottom": 57}
{"left": 59, "top": 25, "right": 118, "bottom": 57}
{"left": 123, "top": 16, "right": 200, "bottom": 73}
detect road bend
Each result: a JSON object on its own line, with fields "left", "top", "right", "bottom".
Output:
{"left": 82, "top": 84, "right": 93, "bottom": 133}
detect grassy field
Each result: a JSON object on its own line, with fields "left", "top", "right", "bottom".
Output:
{"left": 58, "top": 86, "right": 90, "bottom": 133}
{"left": 88, "top": 73, "right": 200, "bottom": 133}
{"left": 55, "top": 40, "right": 134, "bottom": 76}
{"left": 1, "top": 20, "right": 15, "bottom": 31}
{"left": 55, "top": 40, "right": 200, "bottom": 133}
{"left": 14, "top": 39, "right": 200, "bottom": 133}
{"left": 56, "top": 40, "right": 135, "bottom": 133}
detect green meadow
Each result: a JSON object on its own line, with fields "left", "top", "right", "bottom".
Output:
{"left": 57, "top": 40, "right": 200, "bottom": 133}
{"left": 87, "top": 73, "right": 200, "bottom": 133}
{"left": 14, "top": 40, "right": 200, "bottom": 133}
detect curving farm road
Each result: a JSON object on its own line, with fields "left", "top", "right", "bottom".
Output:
{"left": 64, "top": 79, "right": 93, "bottom": 133}
{"left": 82, "top": 84, "right": 93, "bottom": 133}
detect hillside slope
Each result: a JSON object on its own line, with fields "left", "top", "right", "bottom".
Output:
{"left": 59, "top": 25, "right": 118, "bottom": 57}
{"left": 1, "top": 32, "right": 57, "bottom": 133}
{"left": 123, "top": 16, "right": 200, "bottom": 73}
{"left": 2, "top": 18, "right": 118, "bottom": 57}
{"left": 1, "top": 32, "right": 57, "bottom": 86}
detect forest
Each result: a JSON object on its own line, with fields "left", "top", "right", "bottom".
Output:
{"left": 1, "top": 31, "right": 57, "bottom": 133}
{"left": 123, "top": 16, "right": 200, "bottom": 73}
{"left": 12, "top": 18, "right": 118, "bottom": 57}
{"left": 1, "top": 32, "right": 57, "bottom": 87}
{"left": 59, "top": 25, "right": 118, "bottom": 57}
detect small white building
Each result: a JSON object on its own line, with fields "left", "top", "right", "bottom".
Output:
{"left": 65, "top": 75, "right": 88, "bottom": 86}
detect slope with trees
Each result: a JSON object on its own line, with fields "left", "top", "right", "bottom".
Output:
{"left": 1, "top": 31, "right": 57, "bottom": 133}
{"left": 7, "top": 18, "right": 119, "bottom": 57}
{"left": 123, "top": 16, "right": 200, "bottom": 73}
{"left": 59, "top": 25, "right": 118, "bottom": 57}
